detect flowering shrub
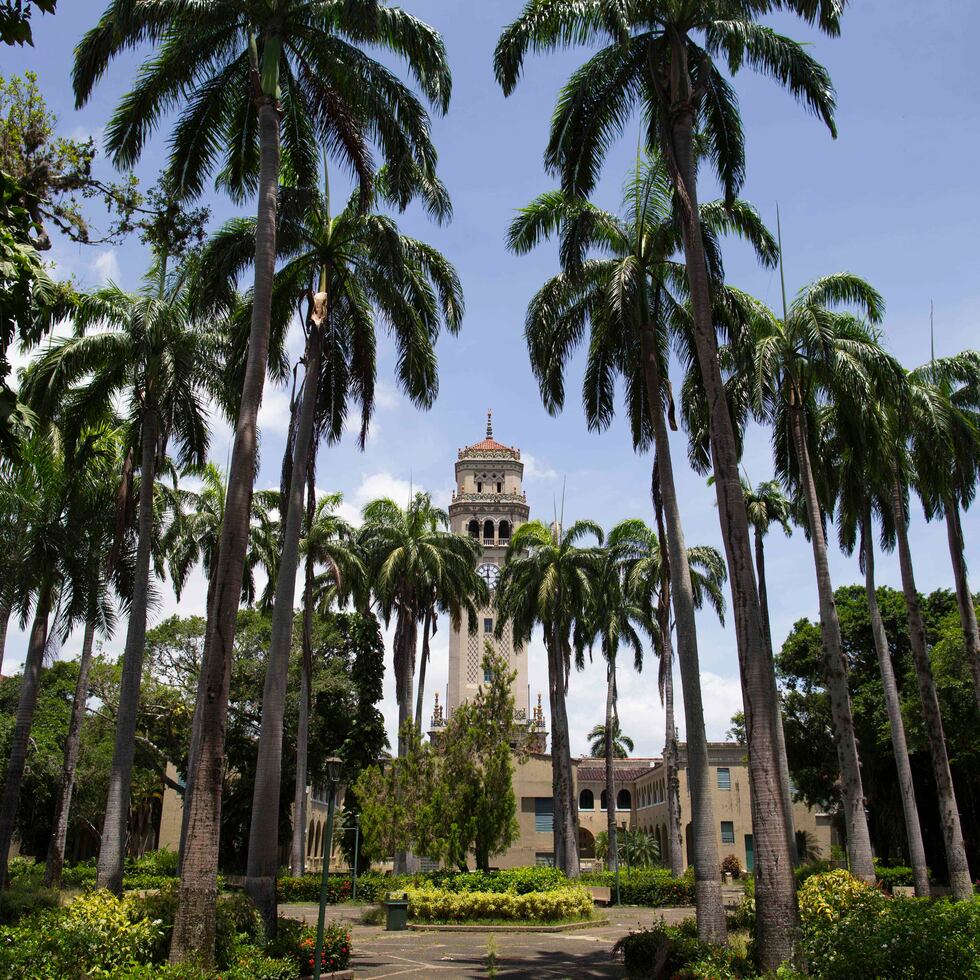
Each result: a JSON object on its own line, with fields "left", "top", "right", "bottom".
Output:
{"left": 277, "top": 873, "right": 359, "bottom": 904}
{"left": 264, "top": 916, "right": 351, "bottom": 974}
{"left": 405, "top": 884, "right": 592, "bottom": 922}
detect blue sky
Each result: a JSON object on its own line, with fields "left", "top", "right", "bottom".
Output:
{"left": 5, "top": 1, "right": 980, "bottom": 758}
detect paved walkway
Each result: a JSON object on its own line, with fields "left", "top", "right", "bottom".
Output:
{"left": 282, "top": 904, "right": 694, "bottom": 978}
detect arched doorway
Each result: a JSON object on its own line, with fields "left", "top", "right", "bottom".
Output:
{"left": 578, "top": 826, "right": 596, "bottom": 860}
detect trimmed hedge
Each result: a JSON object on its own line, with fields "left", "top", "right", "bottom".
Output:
{"left": 404, "top": 884, "right": 593, "bottom": 923}
{"left": 580, "top": 868, "right": 695, "bottom": 906}
{"left": 276, "top": 866, "right": 568, "bottom": 904}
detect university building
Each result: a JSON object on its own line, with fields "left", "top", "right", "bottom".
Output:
{"left": 157, "top": 416, "right": 834, "bottom": 872}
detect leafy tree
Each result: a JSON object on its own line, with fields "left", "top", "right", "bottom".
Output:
{"left": 0, "top": 0, "right": 55, "bottom": 46}
{"left": 357, "top": 647, "right": 521, "bottom": 872}
{"left": 778, "top": 586, "right": 980, "bottom": 881}
{"left": 587, "top": 723, "right": 634, "bottom": 759}
{"left": 495, "top": 4, "right": 844, "bottom": 964}
{"left": 22, "top": 258, "right": 223, "bottom": 895}
{"left": 497, "top": 518, "right": 600, "bottom": 877}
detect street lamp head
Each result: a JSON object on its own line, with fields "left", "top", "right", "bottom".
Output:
{"left": 326, "top": 757, "right": 343, "bottom": 783}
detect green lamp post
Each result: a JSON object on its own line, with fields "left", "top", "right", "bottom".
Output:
{"left": 312, "top": 757, "right": 343, "bottom": 980}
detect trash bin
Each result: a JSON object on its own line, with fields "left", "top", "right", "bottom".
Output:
{"left": 384, "top": 891, "right": 409, "bottom": 931}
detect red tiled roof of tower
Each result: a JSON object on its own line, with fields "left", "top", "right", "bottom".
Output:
{"left": 464, "top": 436, "right": 516, "bottom": 453}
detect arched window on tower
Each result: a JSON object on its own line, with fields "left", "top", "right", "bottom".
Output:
{"left": 467, "top": 519, "right": 479, "bottom": 539}
{"left": 499, "top": 519, "right": 511, "bottom": 542}
{"left": 483, "top": 519, "right": 495, "bottom": 544}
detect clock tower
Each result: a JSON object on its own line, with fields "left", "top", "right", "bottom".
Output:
{"left": 443, "top": 412, "right": 531, "bottom": 721}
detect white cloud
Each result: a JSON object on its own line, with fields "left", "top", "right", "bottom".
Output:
{"left": 257, "top": 382, "right": 293, "bottom": 436}
{"left": 92, "top": 248, "right": 121, "bottom": 285}
{"left": 523, "top": 452, "right": 558, "bottom": 482}
{"left": 374, "top": 380, "right": 400, "bottom": 411}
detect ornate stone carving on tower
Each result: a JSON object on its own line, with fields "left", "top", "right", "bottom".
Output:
{"left": 444, "top": 411, "right": 531, "bottom": 721}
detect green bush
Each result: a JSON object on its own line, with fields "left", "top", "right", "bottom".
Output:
{"left": 613, "top": 921, "right": 756, "bottom": 979}
{"left": 580, "top": 868, "right": 695, "bottom": 906}
{"left": 264, "top": 916, "right": 351, "bottom": 974}
{"left": 126, "top": 848, "right": 179, "bottom": 877}
{"left": 0, "top": 890, "right": 164, "bottom": 978}
{"left": 277, "top": 872, "right": 355, "bottom": 904}
{"left": 0, "top": 876, "right": 59, "bottom": 923}
{"left": 405, "top": 884, "right": 593, "bottom": 923}
{"left": 798, "top": 872, "right": 980, "bottom": 979}
{"left": 130, "top": 881, "right": 262, "bottom": 969}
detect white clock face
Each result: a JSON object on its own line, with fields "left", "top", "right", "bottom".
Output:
{"left": 477, "top": 563, "right": 500, "bottom": 590}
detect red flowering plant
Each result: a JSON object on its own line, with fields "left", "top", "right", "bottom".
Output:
{"left": 271, "top": 917, "right": 351, "bottom": 975}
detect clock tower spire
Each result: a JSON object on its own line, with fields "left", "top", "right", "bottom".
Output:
{"left": 443, "top": 413, "right": 531, "bottom": 721}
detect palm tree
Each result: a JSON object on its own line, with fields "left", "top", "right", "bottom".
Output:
{"left": 202, "top": 175, "right": 462, "bottom": 925}
{"left": 588, "top": 723, "right": 634, "bottom": 759}
{"left": 749, "top": 272, "right": 894, "bottom": 883}
{"left": 884, "top": 358, "right": 975, "bottom": 900}
{"left": 360, "top": 493, "right": 486, "bottom": 872}
{"left": 585, "top": 519, "right": 648, "bottom": 894}
{"left": 742, "top": 478, "right": 799, "bottom": 865}
{"left": 44, "top": 422, "right": 131, "bottom": 889}
{"left": 628, "top": 525, "right": 726, "bottom": 882}
{"left": 73, "top": 3, "right": 451, "bottom": 959}
{"left": 906, "top": 351, "right": 980, "bottom": 715}
{"left": 496, "top": 518, "right": 601, "bottom": 877}
{"left": 0, "top": 424, "right": 118, "bottom": 889}
{"left": 508, "top": 153, "right": 770, "bottom": 937}
{"left": 825, "top": 400, "right": 929, "bottom": 895}
{"left": 495, "top": 5, "right": 843, "bottom": 964}
{"left": 289, "top": 491, "right": 364, "bottom": 878}
{"left": 22, "top": 260, "right": 219, "bottom": 895}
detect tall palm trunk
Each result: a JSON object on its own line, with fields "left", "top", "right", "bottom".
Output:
{"left": 662, "top": 55, "right": 795, "bottom": 969}
{"left": 245, "top": 315, "right": 322, "bottom": 933}
{"left": 788, "top": 402, "right": 874, "bottom": 881}
{"left": 547, "top": 632, "right": 579, "bottom": 876}
{"left": 393, "top": 609, "right": 419, "bottom": 875}
{"left": 640, "top": 325, "right": 725, "bottom": 938}
{"left": 171, "top": 95, "right": 280, "bottom": 966}
{"left": 290, "top": 465, "right": 318, "bottom": 878}
{"left": 944, "top": 500, "right": 980, "bottom": 715}
{"left": 0, "top": 585, "right": 52, "bottom": 889}
{"left": 662, "top": 642, "right": 685, "bottom": 878}
{"left": 603, "top": 657, "right": 618, "bottom": 879}
{"left": 98, "top": 410, "right": 158, "bottom": 894}
{"left": 414, "top": 606, "right": 433, "bottom": 735}
{"left": 0, "top": 598, "right": 11, "bottom": 677}
{"left": 45, "top": 616, "right": 96, "bottom": 888}
{"left": 861, "top": 517, "right": 928, "bottom": 895}
{"left": 754, "top": 528, "right": 799, "bottom": 866}
{"left": 890, "top": 471, "right": 973, "bottom": 900}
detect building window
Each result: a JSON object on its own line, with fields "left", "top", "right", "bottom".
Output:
{"left": 717, "top": 767, "right": 731, "bottom": 791}
{"left": 483, "top": 519, "right": 495, "bottom": 541}
{"left": 496, "top": 481, "right": 502, "bottom": 493}
{"left": 484, "top": 617, "right": 493, "bottom": 634}
{"left": 535, "top": 852, "right": 555, "bottom": 867}
{"left": 617, "top": 789, "right": 632, "bottom": 810}
{"left": 599, "top": 790, "right": 608, "bottom": 811}
{"left": 483, "top": 666, "right": 492, "bottom": 683}
{"left": 477, "top": 481, "right": 482, "bottom": 493}
{"left": 467, "top": 519, "right": 479, "bottom": 538}
{"left": 499, "top": 519, "right": 511, "bottom": 541}
{"left": 579, "top": 789, "right": 594, "bottom": 810}
{"left": 534, "top": 798, "right": 554, "bottom": 833}
{"left": 721, "top": 821, "right": 735, "bottom": 844}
